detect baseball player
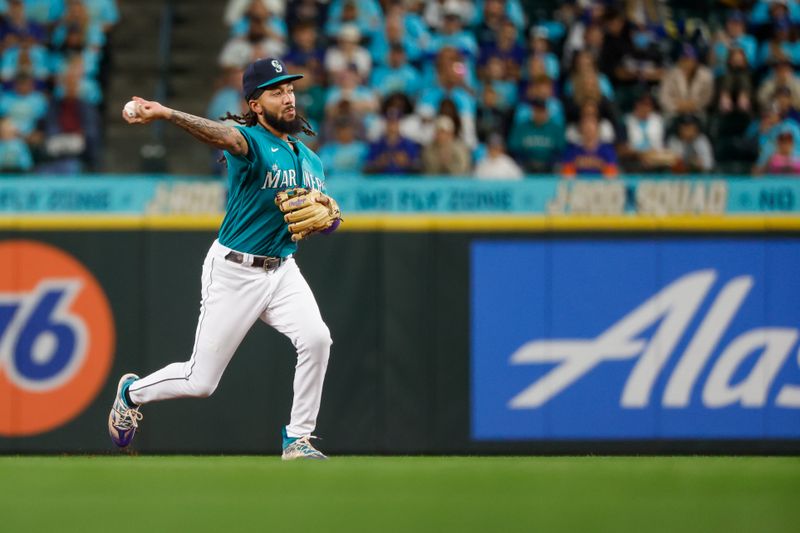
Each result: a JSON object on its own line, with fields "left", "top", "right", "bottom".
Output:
{"left": 108, "top": 58, "right": 341, "bottom": 460}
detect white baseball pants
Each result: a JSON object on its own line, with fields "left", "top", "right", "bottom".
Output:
{"left": 127, "top": 239, "right": 331, "bottom": 438}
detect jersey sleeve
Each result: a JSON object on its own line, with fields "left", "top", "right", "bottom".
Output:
{"left": 226, "top": 125, "right": 257, "bottom": 164}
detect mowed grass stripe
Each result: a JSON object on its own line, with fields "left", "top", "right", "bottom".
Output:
{"left": 0, "top": 456, "right": 798, "bottom": 533}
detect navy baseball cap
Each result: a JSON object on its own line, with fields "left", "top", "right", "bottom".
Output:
{"left": 242, "top": 58, "right": 303, "bottom": 100}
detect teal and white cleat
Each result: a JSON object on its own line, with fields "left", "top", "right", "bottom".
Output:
{"left": 281, "top": 427, "right": 327, "bottom": 460}
{"left": 108, "top": 373, "right": 143, "bottom": 448}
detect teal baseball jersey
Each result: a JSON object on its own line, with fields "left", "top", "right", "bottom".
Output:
{"left": 218, "top": 124, "right": 327, "bottom": 257}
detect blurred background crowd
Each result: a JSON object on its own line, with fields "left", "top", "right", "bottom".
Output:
{"left": 2, "top": 0, "right": 800, "bottom": 178}
{"left": 0, "top": 0, "right": 117, "bottom": 173}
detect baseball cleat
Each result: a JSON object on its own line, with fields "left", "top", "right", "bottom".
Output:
{"left": 108, "top": 373, "right": 143, "bottom": 448}
{"left": 281, "top": 427, "right": 327, "bottom": 460}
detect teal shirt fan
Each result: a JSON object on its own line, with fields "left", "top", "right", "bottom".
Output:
{"left": 219, "top": 124, "right": 327, "bottom": 258}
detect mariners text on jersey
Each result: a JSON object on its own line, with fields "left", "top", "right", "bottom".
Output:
{"left": 218, "top": 124, "right": 327, "bottom": 258}
{"left": 261, "top": 164, "right": 324, "bottom": 191}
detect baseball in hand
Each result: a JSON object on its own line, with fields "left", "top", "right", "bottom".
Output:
{"left": 123, "top": 100, "right": 138, "bottom": 118}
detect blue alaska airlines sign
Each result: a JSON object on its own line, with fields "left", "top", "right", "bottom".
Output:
{"left": 471, "top": 239, "right": 800, "bottom": 440}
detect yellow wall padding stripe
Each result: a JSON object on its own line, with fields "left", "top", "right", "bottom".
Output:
{"left": 2, "top": 214, "right": 800, "bottom": 232}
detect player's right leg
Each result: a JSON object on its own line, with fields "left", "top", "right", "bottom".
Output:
{"left": 107, "top": 240, "right": 270, "bottom": 448}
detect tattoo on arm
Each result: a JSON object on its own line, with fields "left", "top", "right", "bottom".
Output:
{"left": 169, "top": 110, "right": 248, "bottom": 155}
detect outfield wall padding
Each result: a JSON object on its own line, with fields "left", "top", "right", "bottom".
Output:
{"left": 1, "top": 229, "right": 798, "bottom": 454}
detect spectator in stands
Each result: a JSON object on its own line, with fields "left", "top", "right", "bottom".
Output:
{"left": 17, "top": 0, "right": 66, "bottom": 29}
{"left": 82, "top": 0, "right": 120, "bottom": 34}
{"left": 49, "top": 7, "right": 104, "bottom": 92}
{"left": 285, "top": 0, "right": 326, "bottom": 31}
{"left": 564, "top": 60, "right": 625, "bottom": 143}
{"left": 565, "top": 50, "right": 615, "bottom": 102}
{"left": 0, "top": 0, "right": 46, "bottom": 45}
{"left": 749, "top": 0, "right": 800, "bottom": 34}
{"left": 318, "top": 118, "right": 368, "bottom": 177}
{"left": 582, "top": 23, "right": 606, "bottom": 67}
{"left": 369, "top": 7, "right": 424, "bottom": 67}
{"left": 324, "top": 23, "right": 371, "bottom": 80}
{"left": 51, "top": 0, "right": 105, "bottom": 52}
{"left": 370, "top": 44, "right": 421, "bottom": 99}
{"left": 439, "top": 96, "right": 477, "bottom": 149}
{"left": 745, "top": 103, "right": 800, "bottom": 163}
{"left": 324, "top": 65, "right": 378, "bottom": 132}
{"left": 757, "top": 58, "right": 800, "bottom": 112}
{"left": 666, "top": 114, "right": 715, "bottom": 173}
{"left": 324, "top": 0, "right": 383, "bottom": 42}
{"left": 417, "top": 49, "right": 478, "bottom": 145}
{"left": 224, "top": 0, "right": 285, "bottom": 29}
{"left": 599, "top": 8, "right": 632, "bottom": 86}
{"left": 366, "top": 92, "right": 420, "bottom": 142}
{"left": 775, "top": 85, "right": 800, "bottom": 123}
{"left": 424, "top": 0, "right": 475, "bottom": 33}
{"left": 658, "top": 44, "right": 714, "bottom": 121}
{"left": 621, "top": 91, "right": 676, "bottom": 171}
{"left": 560, "top": 115, "right": 619, "bottom": 179}
{"left": 476, "top": 84, "right": 512, "bottom": 144}
{"left": 525, "top": 26, "right": 559, "bottom": 81}
{"left": 40, "top": 62, "right": 101, "bottom": 173}
{"left": 228, "top": 0, "right": 286, "bottom": 44}
{"left": 717, "top": 47, "right": 753, "bottom": 114}
{"left": 1, "top": 30, "right": 50, "bottom": 86}
{"left": 710, "top": 11, "right": 757, "bottom": 76}
{"left": 508, "top": 98, "right": 565, "bottom": 174}
{"left": 562, "top": 1, "right": 607, "bottom": 71}
{"left": 363, "top": 110, "right": 421, "bottom": 175}
{"left": 52, "top": 54, "right": 101, "bottom": 106}
{"left": 758, "top": 17, "right": 800, "bottom": 69}
{"left": 218, "top": 1, "right": 287, "bottom": 68}
{"left": 755, "top": 126, "right": 800, "bottom": 174}
{"left": 566, "top": 101, "right": 617, "bottom": 145}
{"left": 515, "top": 73, "right": 565, "bottom": 128}
{"left": 422, "top": 115, "right": 471, "bottom": 175}
{"left": 284, "top": 20, "right": 325, "bottom": 83}
{"left": 475, "top": 0, "right": 508, "bottom": 49}
{"left": 481, "top": 55, "right": 517, "bottom": 110}
{"left": 475, "top": 17, "right": 524, "bottom": 86}
{"left": 323, "top": 99, "right": 365, "bottom": 143}
{"left": 368, "top": 9, "right": 401, "bottom": 63}
{"left": 430, "top": 2, "right": 479, "bottom": 62}
{"left": 474, "top": 133, "right": 523, "bottom": 179}
{"left": 0, "top": 117, "right": 32, "bottom": 172}
{"left": 290, "top": 63, "right": 326, "bottom": 127}
{"left": 207, "top": 67, "right": 244, "bottom": 123}
{"left": 421, "top": 44, "right": 477, "bottom": 93}
{"left": 602, "top": 16, "right": 666, "bottom": 106}
{"left": 623, "top": 0, "right": 672, "bottom": 30}
{"left": 0, "top": 73, "right": 47, "bottom": 144}
{"left": 471, "top": 0, "right": 526, "bottom": 31}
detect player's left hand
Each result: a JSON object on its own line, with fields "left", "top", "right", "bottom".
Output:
{"left": 275, "top": 188, "right": 342, "bottom": 242}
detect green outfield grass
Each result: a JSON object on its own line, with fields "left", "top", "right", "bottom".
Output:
{"left": 0, "top": 456, "right": 798, "bottom": 533}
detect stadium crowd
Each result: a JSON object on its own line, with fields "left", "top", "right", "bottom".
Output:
{"left": 208, "top": 0, "right": 800, "bottom": 178}
{"left": 2, "top": 0, "right": 800, "bottom": 178}
{"left": 0, "top": 0, "right": 117, "bottom": 173}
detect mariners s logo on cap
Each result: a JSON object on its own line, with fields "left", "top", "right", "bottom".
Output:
{"left": 242, "top": 58, "right": 303, "bottom": 100}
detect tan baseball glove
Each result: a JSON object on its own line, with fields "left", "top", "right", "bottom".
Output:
{"left": 274, "top": 187, "right": 342, "bottom": 242}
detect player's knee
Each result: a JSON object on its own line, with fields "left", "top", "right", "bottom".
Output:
{"left": 187, "top": 378, "right": 218, "bottom": 399}
{"left": 304, "top": 324, "right": 332, "bottom": 361}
